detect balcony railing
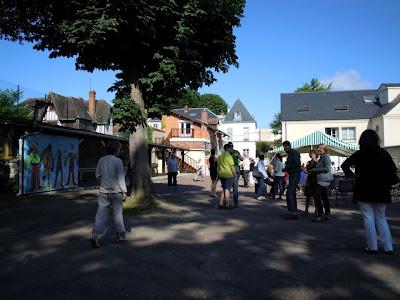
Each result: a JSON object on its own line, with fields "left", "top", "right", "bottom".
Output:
{"left": 171, "top": 128, "right": 197, "bottom": 138}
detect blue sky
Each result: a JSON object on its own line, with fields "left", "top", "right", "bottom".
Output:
{"left": 1, "top": 0, "right": 399, "bottom": 127}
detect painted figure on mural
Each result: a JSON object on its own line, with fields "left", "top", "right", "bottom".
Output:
{"left": 65, "top": 144, "right": 78, "bottom": 186}
{"left": 54, "top": 146, "right": 65, "bottom": 189}
{"left": 41, "top": 144, "right": 54, "bottom": 190}
{"left": 25, "top": 140, "right": 41, "bottom": 192}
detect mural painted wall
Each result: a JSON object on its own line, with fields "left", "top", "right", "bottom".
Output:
{"left": 23, "top": 134, "right": 79, "bottom": 194}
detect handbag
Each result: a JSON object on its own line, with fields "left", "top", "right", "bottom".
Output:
{"left": 252, "top": 163, "right": 262, "bottom": 178}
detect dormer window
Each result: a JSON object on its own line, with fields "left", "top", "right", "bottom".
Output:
{"left": 335, "top": 105, "right": 349, "bottom": 112}
{"left": 363, "top": 95, "right": 376, "bottom": 103}
{"left": 297, "top": 106, "right": 310, "bottom": 112}
{"left": 233, "top": 111, "right": 241, "bottom": 121}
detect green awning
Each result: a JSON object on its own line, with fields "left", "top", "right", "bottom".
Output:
{"left": 270, "top": 131, "right": 358, "bottom": 156}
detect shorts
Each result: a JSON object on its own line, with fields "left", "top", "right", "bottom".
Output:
{"left": 220, "top": 177, "right": 234, "bottom": 190}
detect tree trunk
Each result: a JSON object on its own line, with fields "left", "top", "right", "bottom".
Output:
{"left": 129, "top": 84, "right": 152, "bottom": 205}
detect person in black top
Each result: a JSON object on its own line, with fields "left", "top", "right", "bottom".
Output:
{"left": 209, "top": 149, "right": 219, "bottom": 198}
{"left": 342, "top": 129, "right": 399, "bottom": 254}
{"left": 304, "top": 149, "right": 318, "bottom": 215}
{"left": 282, "top": 141, "right": 301, "bottom": 220}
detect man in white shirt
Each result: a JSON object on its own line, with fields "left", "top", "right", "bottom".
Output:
{"left": 242, "top": 156, "right": 251, "bottom": 188}
{"left": 91, "top": 140, "right": 128, "bottom": 248}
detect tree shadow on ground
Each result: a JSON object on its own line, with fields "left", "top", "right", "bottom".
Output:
{"left": 1, "top": 182, "right": 400, "bottom": 299}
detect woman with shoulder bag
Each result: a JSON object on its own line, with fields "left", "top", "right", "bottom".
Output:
{"left": 342, "top": 129, "right": 399, "bottom": 255}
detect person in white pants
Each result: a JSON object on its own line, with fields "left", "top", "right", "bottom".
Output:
{"left": 91, "top": 140, "right": 128, "bottom": 248}
{"left": 358, "top": 202, "right": 393, "bottom": 253}
{"left": 342, "top": 129, "right": 399, "bottom": 255}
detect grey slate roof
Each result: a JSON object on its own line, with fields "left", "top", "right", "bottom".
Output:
{"left": 173, "top": 108, "right": 219, "bottom": 121}
{"left": 223, "top": 99, "right": 256, "bottom": 123}
{"left": 373, "top": 94, "right": 400, "bottom": 117}
{"left": 281, "top": 90, "right": 382, "bottom": 121}
{"left": 379, "top": 83, "right": 400, "bottom": 89}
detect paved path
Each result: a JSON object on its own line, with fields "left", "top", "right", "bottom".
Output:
{"left": 1, "top": 176, "right": 400, "bottom": 299}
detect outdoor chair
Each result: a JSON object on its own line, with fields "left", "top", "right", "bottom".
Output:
{"left": 391, "top": 173, "right": 400, "bottom": 204}
{"left": 391, "top": 185, "right": 399, "bottom": 204}
{"left": 336, "top": 178, "right": 354, "bottom": 205}
{"left": 328, "top": 177, "right": 339, "bottom": 200}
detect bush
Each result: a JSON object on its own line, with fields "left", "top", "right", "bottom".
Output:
{"left": 256, "top": 141, "right": 273, "bottom": 157}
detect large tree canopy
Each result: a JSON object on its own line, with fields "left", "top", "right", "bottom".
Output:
{"left": 269, "top": 112, "right": 281, "bottom": 136}
{"left": 269, "top": 112, "right": 282, "bottom": 146}
{"left": 0, "top": 1, "right": 245, "bottom": 202}
{"left": 0, "top": 0, "right": 244, "bottom": 123}
{"left": 175, "top": 89, "right": 228, "bottom": 115}
{"left": 295, "top": 78, "right": 332, "bottom": 92}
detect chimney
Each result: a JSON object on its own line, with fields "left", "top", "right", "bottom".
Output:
{"left": 201, "top": 108, "right": 208, "bottom": 122}
{"left": 89, "top": 90, "right": 96, "bottom": 116}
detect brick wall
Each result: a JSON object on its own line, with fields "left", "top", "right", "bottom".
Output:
{"left": 170, "top": 141, "right": 208, "bottom": 150}
{"left": 162, "top": 114, "right": 210, "bottom": 139}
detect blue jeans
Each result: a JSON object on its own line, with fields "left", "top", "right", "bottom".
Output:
{"left": 286, "top": 172, "right": 300, "bottom": 213}
{"left": 358, "top": 202, "right": 393, "bottom": 251}
{"left": 93, "top": 193, "right": 126, "bottom": 235}
{"left": 273, "top": 176, "right": 284, "bottom": 197}
{"left": 233, "top": 172, "right": 240, "bottom": 206}
{"left": 256, "top": 177, "right": 265, "bottom": 197}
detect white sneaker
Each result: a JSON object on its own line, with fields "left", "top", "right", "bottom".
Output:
{"left": 257, "top": 196, "right": 266, "bottom": 200}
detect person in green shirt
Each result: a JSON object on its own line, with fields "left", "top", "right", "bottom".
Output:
{"left": 227, "top": 142, "right": 243, "bottom": 207}
{"left": 217, "top": 143, "right": 236, "bottom": 209}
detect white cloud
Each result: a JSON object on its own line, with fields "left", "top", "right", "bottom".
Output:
{"left": 322, "top": 70, "right": 372, "bottom": 90}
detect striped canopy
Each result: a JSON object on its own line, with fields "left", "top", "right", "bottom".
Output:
{"left": 270, "top": 131, "right": 359, "bottom": 156}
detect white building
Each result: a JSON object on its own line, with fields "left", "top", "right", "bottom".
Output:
{"left": 281, "top": 83, "right": 400, "bottom": 165}
{"left": 219, "top": 99, "right": 258, "bottom": 158}
{"left": 147, "top": 118, "right": 162, "bottom": 129}
{"left": 259, "top": 128, "right": 280, "bottom": 143}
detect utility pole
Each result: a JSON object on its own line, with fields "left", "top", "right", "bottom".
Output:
{"left": 16, "top": 84, "right": 20, "bottom": 118}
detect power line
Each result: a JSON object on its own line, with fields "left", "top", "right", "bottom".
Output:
{"left": 0, "top": 79, "right": 46, "bottom": 98}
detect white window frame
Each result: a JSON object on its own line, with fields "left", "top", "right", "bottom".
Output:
{"left": 243, "top": 127, "right": 249, "bottom": 142}
{"left": 341, "top": 127, "right": 356, "bottom": 142}
{"left": 233, "top": 111, "right": 241, "bottom": 121}
{"left": 227, "top": 128, "right": 233, "bottom": 142}
{"left": 178, "top": 121, "right": 192, "bottom": 137}
{"left": 325, "top": 127, "right": 339, "bottom": 139}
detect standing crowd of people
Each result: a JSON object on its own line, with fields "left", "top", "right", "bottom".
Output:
{"left": 91, "top": 130, "right": 399, "bottom": 255}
